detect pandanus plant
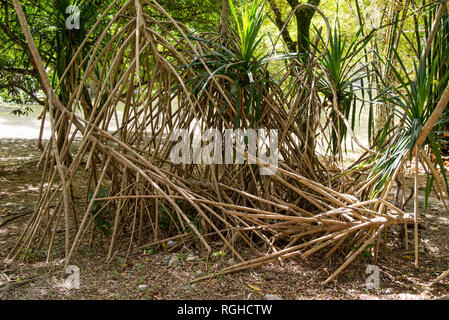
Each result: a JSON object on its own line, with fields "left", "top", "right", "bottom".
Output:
{"left": 316, "top": 19, "right": 373, "bottom": 157}
{"left": 369, "top": 49, "right": 449, "bottom": 205}
{"left": 184, "top": 0, "right": 293, "bottom": 128}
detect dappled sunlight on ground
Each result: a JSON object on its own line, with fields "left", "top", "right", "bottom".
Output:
{"left": 1, "top": 104, "right": 449, "bottom": 300}
{"left": 1, "top": 162, "right": 449, "bottom": 299}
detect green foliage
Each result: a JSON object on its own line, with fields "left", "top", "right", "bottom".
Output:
{"left": 10, "top": 106, "right": 34, "bottom": 117}
{"left": 229, "top": 0, "right": 267, "bottom": 64}
{"left": 177, "top": 252, "right": 188, "bottom": 260}
{"left": 182, "top": 213, "right": 201, "bottom": 234}
{"left": 354, "top": 243, "right": 375, "bottom": 260}
{"left": 88, "top": 186, "right": 112, "bottom": 236}
{"left": 316, "top": 19, "right": 372, "bottom": 155}
{"left": 0, "top": 0, "right": 219, "bottom": 109}
{"left": 369, "top": 48, "right": 449, "bottom": 198}
{"left": 184, "top": 0, "right": 294, "bottom": 128}
{"left": 158, "top": 204, "right": 172, "bottom": 230}
{"left": 0, "top": 0, "right": 111, "bottom": 115}
{"left": 210, "top": 250, "right": 226, "bottom": 263}
{"left": 158, "top": 202, "right": 202, "bottom": 235}
{"left": 212, "top": 250, "right": 226, "bottom": 258}
{"left": 18, "top": 248, "right": 39, "bottom": 260}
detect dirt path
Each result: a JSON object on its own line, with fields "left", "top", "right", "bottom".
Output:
{"left": 1, "top": 139, "right": 449, "bottom": 300}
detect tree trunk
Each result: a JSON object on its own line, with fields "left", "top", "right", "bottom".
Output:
{"left": 267, "top": 0, "right": 297, "bottom": 52}
{"left": 221, "top": 0, "right": 230, "bottom": 36}
{"left": 287, "top": 0, "right": 321, "bottom": 57}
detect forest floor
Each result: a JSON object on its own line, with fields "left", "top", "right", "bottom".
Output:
{"left": 1, "top": 138, "right": 449, "bottom": 300}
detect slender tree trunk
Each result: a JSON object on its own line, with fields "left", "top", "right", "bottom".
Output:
{"left": 287, "top": 0, "right": 321, "bottom": 57}
{"left": 221, "top": 0, "right": 230, "bottom": 36}
{"left": 267, "top": 0, "right": 297, "bottom": 52}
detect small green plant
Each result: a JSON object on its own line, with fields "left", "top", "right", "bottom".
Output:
{"left": 88, "top": 186, "right": 112, "bottom": 236}
{"left": 17, "top": 248, "right": 38, "bottom": 260}
{"left": 158, "top": 201, "right": 202, "bottom": 236}
{"left": 183, "top": 213, "right": 201, "bottom": 235}
{"left": 354, "top": 244, "right": 375, "bottom": 260}
{"left": 211, "top": 250, "right": 227, "bottom": 263}
{"left": 177, "top": 252, "right": 187, "bottom": 260}
{"left": 212, "top": 250, "right": 226, "bottom": 258}
{"left": 158, "top": 204, "right": 171, "bottom": 230}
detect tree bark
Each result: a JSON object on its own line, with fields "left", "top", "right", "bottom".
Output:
{"left": 267, "top": 0, "right": 297, "bottom": 52}
{"left": 287, "top": 0, "right": 321, "bottom": 56}
{"left": 221, "top": 0, "right": 230, "bottom": 36}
